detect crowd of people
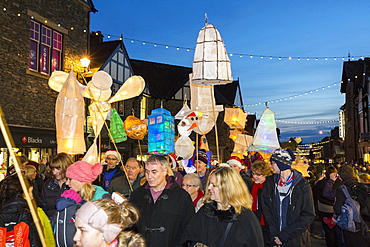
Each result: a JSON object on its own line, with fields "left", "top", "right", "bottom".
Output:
{"left": 0, "top": 149, "right": 369, "bottom": 247}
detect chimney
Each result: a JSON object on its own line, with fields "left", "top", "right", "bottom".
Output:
{"left": 91, "top": 31, "right": 104, "bottom": 44}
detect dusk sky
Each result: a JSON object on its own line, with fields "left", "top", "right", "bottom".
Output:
{"left": 90, "top": 0, "right": 370, "bottom": 143}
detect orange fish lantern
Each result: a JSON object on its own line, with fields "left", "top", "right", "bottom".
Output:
{"left": 124, "top": 116, "right": 147, "bottom": 140}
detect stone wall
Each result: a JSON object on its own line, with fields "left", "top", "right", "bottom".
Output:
{"left": 0, "top": 0, "right": 90, "bottom": 129}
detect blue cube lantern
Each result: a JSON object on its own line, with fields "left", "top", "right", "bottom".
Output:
{"left": 148, "top": 108, "right": 175, "bottom": 154}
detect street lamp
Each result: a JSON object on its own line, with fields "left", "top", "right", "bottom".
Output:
{"left": 80, "top": 57, "right": 90, "bottom": 72}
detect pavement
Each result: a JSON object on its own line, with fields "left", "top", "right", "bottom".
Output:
{"left": 310, "top": 216, "right": 327, "bottom": 247}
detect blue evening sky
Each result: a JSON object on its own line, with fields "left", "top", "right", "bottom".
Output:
{"left": 90, "top": 0, "right": 370, "bottom": 143}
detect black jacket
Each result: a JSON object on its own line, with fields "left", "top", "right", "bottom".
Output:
{"left": 183, "top": 202, "right": 264, "bottom": 247}
{"left": 0, "top": 198, "right": 41, "bottom": 246}
{"left": 40, "top": 178, "right": 69, "bottom": 222}
{"left": 261, "top": 170, "right": 315, "bottom": 247}
{"left": 129, "top": 176, "right": 195, "bottom": 247}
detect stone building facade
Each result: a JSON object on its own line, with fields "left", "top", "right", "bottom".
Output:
{"left": 0, "top": 0, "right": 95, "bottom": 163}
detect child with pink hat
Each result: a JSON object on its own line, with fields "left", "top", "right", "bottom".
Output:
{"left": 55, "top": 161, "right": 110, "bottom": 247}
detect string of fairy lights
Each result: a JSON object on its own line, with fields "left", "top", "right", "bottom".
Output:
{"left": 102, "top": 33, "right": 367, "bottom": 61}
{"left": 1, "top": 6, "right": 345, "bottom": 125}
{"left": 241, "top": 81, "right": 340, "bottom": 107}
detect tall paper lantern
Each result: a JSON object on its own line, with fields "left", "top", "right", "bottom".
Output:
{"left": 55, "top": 70, "right": 86, "bottom": 154}
{"left": 148, "top": 108, "right": 175, "bottom": 154}
{"left": 192, "top": 24, "right": 232, "bottom": 85}
{"left": 224, "top": 108, "right": 246, "bottom": 129}
{"left": 247, "top": 107, "right": 280, "bottom": 153}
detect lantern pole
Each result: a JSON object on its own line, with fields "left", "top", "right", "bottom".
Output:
{"left": 210, "top": 87, "right": 220, "bottom": 163}
{"left": 101, "top": 110, "right": 133, "bottom": 192}
{"left": 0, "top": 106, "right": 47, "bottom": 247}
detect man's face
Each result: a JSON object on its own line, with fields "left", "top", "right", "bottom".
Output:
{"left": 125, "top": 160, "right": 140, "bottom": 181}
{"left": 270, "top": 161, "right": 280, "bottom": 174}
{"left": 145, "top": 161, "right": 167, "bottom": 191}
{"left": 195, "top": 160, "right": 206, "bottom": 173}
{"left": 106, "top": 155, "right": 118, "bottom": 169}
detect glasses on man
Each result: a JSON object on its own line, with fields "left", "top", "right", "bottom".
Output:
{"left": 182, "top": 184, "right": 196, "bottom": 188}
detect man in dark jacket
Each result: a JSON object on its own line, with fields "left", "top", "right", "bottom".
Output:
{"left": 108, "top": 157, "right": 143, "bottom": 198}
{"left": 333, "top": 165, "right": 370, "bottom": 246}
{"left": 129, "top": 155, "right": 195, "bottom": 247}
{"left": 261, "top": 149, "right": 315, "bottom": 247}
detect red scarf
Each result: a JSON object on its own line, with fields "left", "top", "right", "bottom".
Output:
{"left": 193, "top": 190, "right": 204, "bottom": 208}
{"left": 251, "top": 182, "right": 265, "bottom": 225}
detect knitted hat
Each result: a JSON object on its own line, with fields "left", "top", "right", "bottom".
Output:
{"left": 195, "top": 150, "right": 208, "bottom": 165}
{"left": 66, "top": 161, "right": 103, "bottom": 183}
{"left": 270, "top": 149, "right": 295, "bottom": 171}
{"left": 105, "top": 150, "right": 121, "bottom": 161}
{"left": 226, "top": 156, "right": 244, "bottom": 169}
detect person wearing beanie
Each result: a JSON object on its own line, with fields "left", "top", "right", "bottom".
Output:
{"left": 194, "top": 150, "right": 211, "bottom": 192}
{"left": 261, "top": 148, "right": 315, "bottom": 246}
{"left": 55, "top": 161, "right": 110, "bottom": 246}
{"left": 95, "top": 150, "right": 124, "bottom": 191}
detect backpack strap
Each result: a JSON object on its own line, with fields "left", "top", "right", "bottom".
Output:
{"left": 340, "top": 185, "right": 351, "bottom": 199}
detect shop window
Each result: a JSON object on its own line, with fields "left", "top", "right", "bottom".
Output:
{"left": 29, "top": 20, "right": 63, "bottom": 74}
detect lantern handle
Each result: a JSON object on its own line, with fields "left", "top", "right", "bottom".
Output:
{"left": 131, "top": 108, "right": 135, "bottom": 116}
{"left": 205, "top": 13, "right": 208, "bottom": 25}
{"left": 265, "top": 102, "right": 269, "bottom": 108}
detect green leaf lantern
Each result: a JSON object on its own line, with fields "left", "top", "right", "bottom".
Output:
{"left": 109, "top": 108, "right": 127, "bottom": 143}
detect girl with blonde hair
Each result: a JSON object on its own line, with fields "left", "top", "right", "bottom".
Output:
{"left": 183, "top": 167, "right": 264, "bottom": 247}
{"left": 74, "top": 199, "right": 145, "bottom": 247}
{"left": 55, "top": 161, "right": 110, "bottom": 246}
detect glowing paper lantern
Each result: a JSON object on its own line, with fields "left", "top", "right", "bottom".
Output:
{"left": 229, "top": 129, "right": 243, "bottom": 141}
{"left": 55, "top": 70, "right": 86, "bottom": 154}
{"left": 175, "top": 103, "right": 191, "bottom": 120}
{"left": 233, "top": 134, "right": 253, "bottom": 156}
{"left": 175, "top": 136, "right": 195, "bottom": 160}
{"left": 192, "top": 24, "right": 233, "bottom": 85}
{"left": 148, "top": 108, "right": 175, "bottom": 155}
{"left": 109, "top": 108, "right": 127, "bottom": 143}
{"left": 224, "top": 108, "right": 246, "bottom": 129}
{"left": 124, "top": 116, "right": 147, "bottom": 140}
{"left": 49, "top": 71, "right": 87, "bottom": 92}
{"left": 247, "top": 107, "right": 280, "bottom": 153}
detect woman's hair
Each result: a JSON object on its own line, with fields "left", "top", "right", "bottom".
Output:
{"left": 79, "top": 183, "right": 96, "bottom": 201}
{"left": 23, "top": 165, "right": 36, "bottom": 181}
{"left": 203, "top": 167, "right": 252, "bottom": 214}
{"left": 359, "top": 173, "right": 370, "bottom": 183}
{"left": 325, "top": 166, "right": 338, "bottom": 180}
{"left": 183, "top": 173, "right": 201, "bottom": 188}
{"left": 91, "top": 199, "right": 145, "bottom": 247}
{"left": 49, "top": 153, "right": 73, "bottom": 179}
{"left": 0, "top": 175, "right": 31, "bottom": 205}
{"left": 251, "top": 160, "right": 273, "bottom": 176}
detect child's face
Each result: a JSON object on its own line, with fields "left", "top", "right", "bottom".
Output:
{"left": 73, "top": 216, "right": 107, "bottom": 247}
